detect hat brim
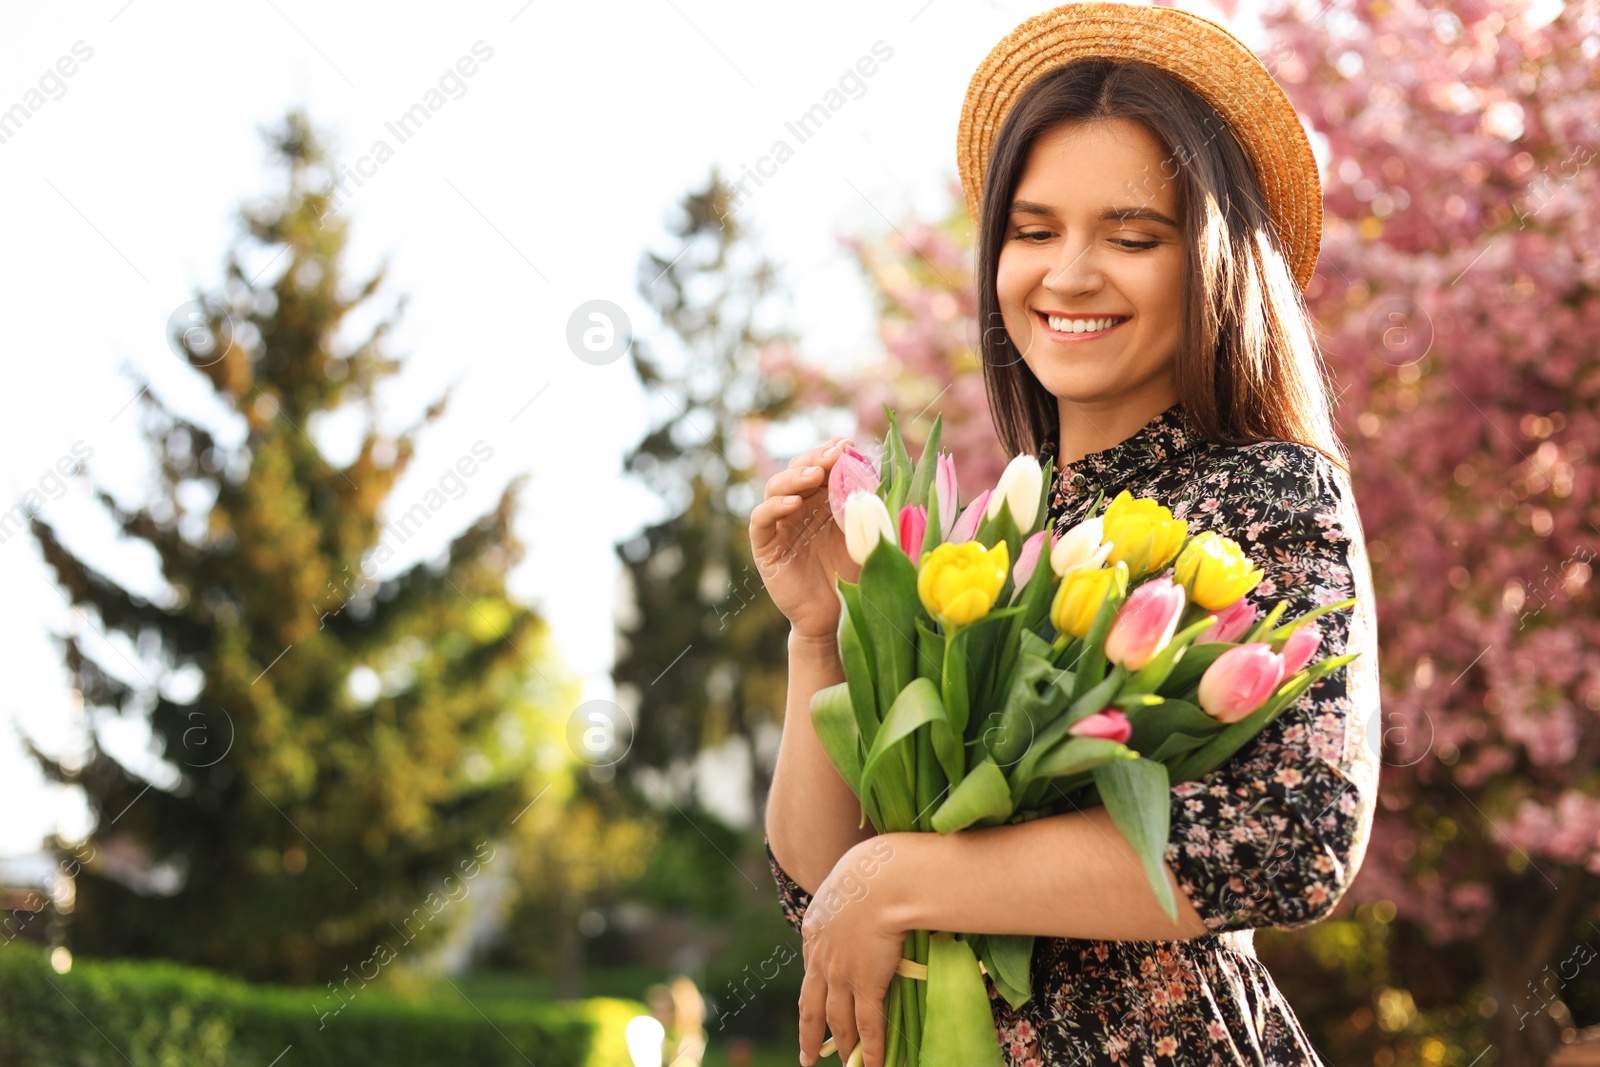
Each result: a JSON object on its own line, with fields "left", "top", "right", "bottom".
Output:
{"left": 957, "top": 1, "right": 1322, "bottom": 292}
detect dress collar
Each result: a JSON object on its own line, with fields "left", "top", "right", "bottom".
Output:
{"left": 1036, "top": 401, "right": 1205, "bottom": 492}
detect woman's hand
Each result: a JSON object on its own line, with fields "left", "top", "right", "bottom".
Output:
{"left": 797, "top": 837, "right": 908, "bottom": 1067}
{"left": 750, "top": 436, "right": 863, "bottom": 642}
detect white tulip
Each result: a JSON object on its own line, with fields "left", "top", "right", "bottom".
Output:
{"left": 1050, "top": 515, "right": 1113, "bottom": 577}
{"left": 984, "top": 454, "right": 1044, "bottom": 531}
{"left": 843, "top": 490, "right": 897, "bottom": 565}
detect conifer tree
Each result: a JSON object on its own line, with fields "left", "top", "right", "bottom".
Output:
{"left": 27, "top": 108, "right": 557, "bottom": 984}
{"left": 612, "top": 171, "right": 804, "bottom": 825}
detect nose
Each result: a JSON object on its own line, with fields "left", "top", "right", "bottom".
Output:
{"left": 1043, "top": 236, "right": 1103, "bottom": 295}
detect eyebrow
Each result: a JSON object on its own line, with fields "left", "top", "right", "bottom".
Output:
{"left": 1008, "top": 200, "right": 1180, "bottom": 228}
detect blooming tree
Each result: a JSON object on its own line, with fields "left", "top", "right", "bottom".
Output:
{"left": 759, "top": 0, "right": 1600, "bottom": 1059}
{"left": 1257, "top": 0, "right": 1600, "bottom": 1060}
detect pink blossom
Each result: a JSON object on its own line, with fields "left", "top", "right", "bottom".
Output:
{"left": 1105, "top": 576, "right": 1187, "bottom": 671}
{"left": 1197, "top": 596, "right": 1258, "bottom": 644}
{"left": 898, "top": 503, "right": 927, "bottom": 564}
{"left": 1068, "top": 710, "right": 1133, "bottom": 744}
{"left": 1278, "top": 620, "right": 1324, "bottom": 675}
{"left": 826, "top": 445, "right": 878, "bottom": 529}
{"left": 1198, "top": 644, "right": 1286, "bottom": 724}
{"left": 948, "top": 489, "right": 991, "bottom": 545}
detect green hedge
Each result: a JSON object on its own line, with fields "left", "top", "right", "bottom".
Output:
{"left": 0, "top": 946, "right": 645, "bottom": 1067}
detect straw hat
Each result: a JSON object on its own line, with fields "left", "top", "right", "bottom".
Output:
{"left": 957, "top": 1, "right": 1322, "bottom": 292}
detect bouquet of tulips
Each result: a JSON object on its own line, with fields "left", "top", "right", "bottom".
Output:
{"left": 810, "top": 408, "right": 1359, "bottom": 1067}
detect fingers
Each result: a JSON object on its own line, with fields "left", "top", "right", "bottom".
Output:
{"left": 854, "top": 988, "right": 888, "bottom": 1067}
{"left": 751, "top": 438, "right": 852, "bottom": 555}
{"left": 749, "top": 491, "right": 807, "bottom": 553}
{"left": 797, "top": 965, "right": 829, "bottom": 1066}
{"left": 789, "top": 436, "right": 854, "bottom": 473}
{"left": 825, "top": 985, "right": 861, "bottom": 1067}
{"left": 764, "top": 461, "right": 827, "bottom": 503}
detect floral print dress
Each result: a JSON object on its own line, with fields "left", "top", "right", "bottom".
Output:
{"left": 764, "top": 401, "right": 1383, "bottom": 1066}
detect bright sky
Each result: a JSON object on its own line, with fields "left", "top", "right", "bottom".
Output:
{"left": 0, "top": 0, "right": 1282, "bottom": 855}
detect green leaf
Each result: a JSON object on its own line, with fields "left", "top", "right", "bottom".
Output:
{"left": 837, "top": 581, "right": 879, "bottom": 749}
{"left": 1014, "top": 540, "right": 1058, "bottom": 632}
{"left": 965, "top": 604, "right": 1027, "bottom": 718}
{"left": 1019, "top": 627, "right": 1055, "bottom": 661}
{"left": 1028, "top": 736, "right": 1134, "bottom": 781}
{"left": 1010, "top": 665, "right": 1127, "bottom": 789}
{"left": 923, "top": 932, "right": 1007, "bottom": 1067}
{"left": 857, "top": 536, "right": 921, "bottom": 720}
{"left": 809, "top": 683, "right": 879, "bottom": 830}
{"left": 940, "top": 624, "right": 971, "bottom": 747}
{"left": 1124, "top": 697, "right": 1225, "bottom": 757}
{"left": 1240, "top": 600, "right": 1290, "bottom": 644}
{"left": 914, "top": 718, "right": 947, "bottom": 833}
{"left": 981, "top": 652, "right": 1071, "bottom": 768}
{"left": 1156, "top": 640, "right": 1230, "bottom": 697}
{"left": 1093, "top": 758, "right": 1178, "bottom": 923}
{"left": 915, "top": 617, "right": 944, "bottom": 688}
{"left": 1265, "top": 597, "right": 1359, "bottom": 647}
{"left": 907, "top": 413, "right": 943, "bottom": 510}
{"left": 858, "top": 677, "right": 945, "bottom": 805}
{"left": 882, "top": 406, "right": 914, "bottom": 518}
{"left": 931, "top": 756, "right": 1013, "bottom": 833}
{"left": 1142, "top": 731, "right": 1213, "bottom": 762}
{"left": 979, "top": 933, "right": 1035, "bottom": 1011}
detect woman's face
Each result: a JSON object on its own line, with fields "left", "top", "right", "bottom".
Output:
{"left": 995, "top": 117, "right": 1185, "bottom": 415}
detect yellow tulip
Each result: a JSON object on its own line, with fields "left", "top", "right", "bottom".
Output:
{"left": 1173, "top": 530, "right": 1265, "bottom": 609}
{"left": 1100, "top": 490, "right": 1188, "bottom": 581}
{"left": 1049, "top": 561, "right": 1128, "bottom": 639}
{"left": 917, "top": 540, "right": 1009, "bottom": 625}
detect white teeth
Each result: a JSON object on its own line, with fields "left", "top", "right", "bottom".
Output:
{"left": 1045, "top": 315, "right": 1124, "bottom": 334}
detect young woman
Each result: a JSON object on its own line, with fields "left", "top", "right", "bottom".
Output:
{"left": 751, "top": 6, "right": 1382, "bottom": 1065}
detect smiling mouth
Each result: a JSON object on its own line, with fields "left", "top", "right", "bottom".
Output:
{"left": 1034, "top": 311, "right": 1131, "bottom": 340}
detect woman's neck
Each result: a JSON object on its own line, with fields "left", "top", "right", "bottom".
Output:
{"left": 1054, "top": 390, "right": 1180, "bottom": 467}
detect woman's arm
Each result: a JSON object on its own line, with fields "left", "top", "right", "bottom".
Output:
{"left": 765, "top": 627, "right": 878, "bottom": 896}
{"left": 871, "top": 807, "right": 1212, "bottom": 940}
{"left": 749, "top": 436, "right": 872, "bottom": 905}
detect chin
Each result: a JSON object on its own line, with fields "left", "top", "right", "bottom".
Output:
{"left": 1024, "top": 363, "right": 1112, "bottom": 400}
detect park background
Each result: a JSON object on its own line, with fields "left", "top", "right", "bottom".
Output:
{"left": 1, "top": 0, "right": 1597, "bottom": 1064}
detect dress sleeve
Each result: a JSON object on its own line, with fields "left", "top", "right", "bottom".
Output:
{"left": 1163, "top": 442, "right": 1383, "bottom": 934}
{"left": 764, "top": 835, "right": 814, "bottom": 935}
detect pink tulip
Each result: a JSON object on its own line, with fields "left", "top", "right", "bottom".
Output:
{"left": 935, "top": 452, "right": 958, "bottom": 539}
{"left": 1104, "top": 576, "right": 1187, "bottom": 671}
{"left": 1008, "top": 530, "right": 1048, "bottom": 602}
{"left": 898, "top": 504, "right": 928, "bottom": 564}
{"left": 1198, "top": 643, "right": 1286, "bottom": 724}
{"left": 827, "top": 445, "right": 879, "bottom": 529}
{"left": 947, "top": 489, "right": 991, "bottom": 545}
{"left": 1197, "top": 596, "right": 1258, "bottom": 644}
{"left": 1068, "top": 709, "right": 1133, "bottom": 744}
{"left": 1278, "top": 621, "right": 1323, "bottom": 676}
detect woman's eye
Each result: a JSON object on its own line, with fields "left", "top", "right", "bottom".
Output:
{"left": 1114, "top": 239, "right": 1160, "bottom": 250}
{"left": 1010, "top": 231, "right": 1051, "bottom": 242}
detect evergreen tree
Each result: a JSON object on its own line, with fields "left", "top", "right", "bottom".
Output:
{"left": 612, "top": 171, "right": 803, "bottom": 825}
{"left": 27, "top": 108, "right": 558, "bottom": 984}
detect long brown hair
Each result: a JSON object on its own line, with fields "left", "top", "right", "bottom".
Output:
{"left": 974, "top": 58, "right": 1349, "bottom": 475}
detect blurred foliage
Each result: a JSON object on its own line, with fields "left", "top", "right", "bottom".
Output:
{"left": 1258, "top": 0, "right": 1600, "bottom": 1061}
{"left": 611, "top": 168, "right": 802, "bottom": 823}
{"left": 0, "top": 945, "right": 638, "bottom": 1066}
{"left": 24, "top": 107, "right": 572, "bottom": 984}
